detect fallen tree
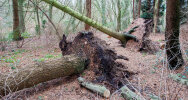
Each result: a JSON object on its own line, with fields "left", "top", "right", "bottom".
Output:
{"left": 40, "top": 0, "right": 159, "bottom": 53}
{"left": 0, "top": 55, "right": 88, "bottom": 96}
{"left": 59, "top": 32, "right": 133, "bottom": 88}
{"left": 125, "top": 19, "right": 160, "bottom": 53}
{"left": 40, "top": 0, "right": 137, "bottom": 44}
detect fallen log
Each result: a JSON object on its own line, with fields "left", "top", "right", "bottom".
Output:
{"left": 78, "top": 77, "right": 110, "bottom": 98}
{"left": 0, "top": 55, "right": 88, "bottom": 96}
{"left": 40, "top": 0, "right": 137, "bottom": 44}
{"left": 120, "top": 85, "right": 144, "bottom": 100}
{"left": 169, "top": 73, "right": 188, "bottom": 86}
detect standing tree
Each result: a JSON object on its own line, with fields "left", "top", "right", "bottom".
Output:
{"left": 147, "top": 0, "right": 151, "bottom": 11}
{"left": 117, "top": 0, "right": 121, "bottom": 32}
{"left": 12, "top": 0, "right": 22, "bottom": 41}
{"left": 34, "top": 0, "right": 41, "bottom": 35}
{"left": 138, "top": 0, "right": 141, "bottom": 17}
{"left": 165, "top": 0, "right": 184, "bottom": 69}
{"left": 101, "top": 0, "right": 106, "bottom": 25}
{"left": 153, "top": 0, "right": 160, "bottom": 34}
{"left": 85, "top": 0, "right": 91, "bottom": 30}
{"left": 133, "top": 0, "right": 135, "bottom": 19}
{"left": 18, "top": 0, "right": 26, "bottom": 33}
{"left": 49, "top": 4, "right": 53, "bottom": 20}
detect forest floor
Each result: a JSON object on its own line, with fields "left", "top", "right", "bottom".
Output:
{"left": 0, "top": 19, "right": 188, "bottom": 100}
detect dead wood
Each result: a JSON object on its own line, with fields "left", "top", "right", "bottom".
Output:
{"left": 125, "top": 19, "right": 160, "bottom": 54}
{"left": 59, "top": 32, "right": 131, "bottom": 89}
{"left": 0, "top": 55, "right": 87, "bottom": 96}
{"left": 78, "top": 77, "right": 110, "bottom": 98}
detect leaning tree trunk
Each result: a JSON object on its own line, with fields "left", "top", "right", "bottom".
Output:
{"left": 12, "top": 0, "right": 22, "bottom": 41}
{"left": 0, "top": 55, "right": 87, "bottom": 96}
{"left": 165, "top": 0, "right": 184, "bottom": 69}
{"left": 85, "top": 0, "right": 91, "bottom": 30}
{"left": 40, "top": 0, "right": 136, "bottom": 44}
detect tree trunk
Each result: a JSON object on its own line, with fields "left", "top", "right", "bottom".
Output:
{"left": 35, "top": 0, "right": 41, "bottom": 35}
{"left": 117, "top": 0, "right": 121, "bottom": 32}
{"left": 147, "top": 0, "right": 151, "bottom": 11}
{"left": 18, "top": 0, "right": 26, "bottom": 33}
{"left": 78, "top": 0, "right": 82, "bottom": 13}
{"left": 153, "top": 0, "right": 155, "bottom": 13}
{"left": 40, "top": 0, "right": 137, "bottom": 44}
{"left": 165, "top": 0, "right": 184, "bottom": 70}
{"left": 133, "top": 0, "right": 135, "bottom": 19}
{"left": 101, "top": 0, "right": 106, "bottom": 25}
{"left": 138, "top": 0, "right": 141, "bottom": 17}
{"left": 153, "top": 0, "right": 160, "bottom": 34}
{"left": 12, "top": 0, "right": 22, "bottom": 41}
{"left": 0, "top": 55, "right": 87, "bottom": 96}
{"left": 85, "top": 0, "right": 91, "bottom": 30}
{"left": 49, "top": 4, "right": 53, "bottom": 20}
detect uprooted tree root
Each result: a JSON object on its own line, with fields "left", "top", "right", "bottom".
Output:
{"left": 125, "top": 19, "right": 160, "bottom": 54}
{"left": 59, "top": 32, "right": 135, "bottom": 89}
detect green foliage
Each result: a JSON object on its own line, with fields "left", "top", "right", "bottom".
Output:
{"left": 44, "top": 54, "right": 54, "bottom": 58}
{"left": 35, "top": 25, "right": 40, "bottom": 35}
{"left": 141, "top": 12, "right": 153, "bottom": 19}
{"left": 21, "top": 32, "right": 31, "bottom": 38}
{"left": 13, "top": 49, "right": 27, "bottom": 55}
{"left": 42, "top": 20, "right": 47, "bottom": 28}
{"left": 5, "top": 57, "right": 15, "bottom": 63}
{"left": 33, "top": 54, "right": 61, "bottom": 62}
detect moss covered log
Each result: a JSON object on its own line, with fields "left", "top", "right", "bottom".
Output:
{"left": 0, "top": 55, "right": 87, "bottom": 96}
{"left": 40, "top": 0, "right": 136, "bottom": 43}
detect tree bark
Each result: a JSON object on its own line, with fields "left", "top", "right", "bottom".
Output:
{"left": 120, "top": 85, "right": 143, "bottom": 100}
{"left": 117, "top": 0, "right": 121, "bottom": 32}
{"left": 40, "top": 0, "right": 137, "bottom": 44}
{"left": 165, "top": 0, "right": 184, "bottom": 69}
{"left": 49, "top": 4, "right": 53, "bottom": 20}
{"left": 85, "top": 0, "right": 91, "bottom": 30}
{"left": 153, "top": 0, "right": 160, "bottom": 34}
{"left": 138, "top": 0, "right": 141, "bottom": 17}
{"left": 35, "top": 0, "right": 41, "bottom": 35}
{"left": 133, "top": 0, "right": 135, "bottom": 19}
{"left": 12, "top": 0, "right": 22, "bottom": 41}
{"left": 78, "top": 77, "right": 110, "bottom": 98}
{"left": 101, "top": 0, "right": 106, "bottom": 25}
{"left": 0, "top": 55, "right": 87, "bottom": 96}
{"left": 147, "top": 0, "right": 151, "bottom": 11}
{"left": 18, "top": 0, "right": 26, "bottom": 33}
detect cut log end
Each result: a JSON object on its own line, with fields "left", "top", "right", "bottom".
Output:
{"left": 103, "top": 90, "right": 110, "bottom": 98}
